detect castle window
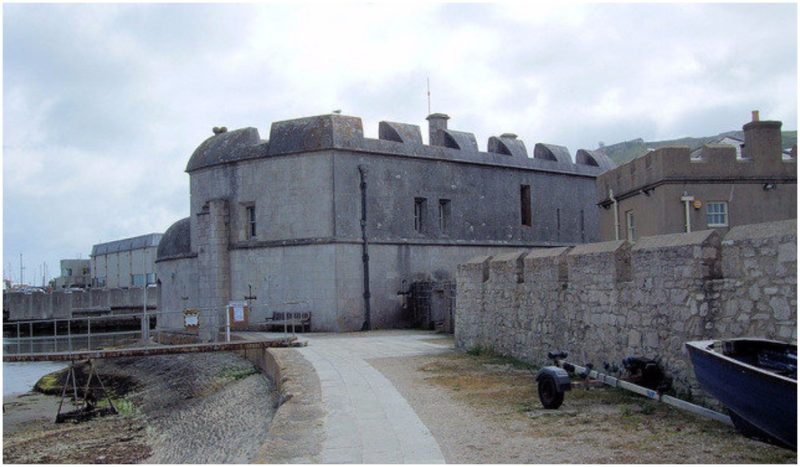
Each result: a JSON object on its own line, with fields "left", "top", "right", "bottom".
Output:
{"left": 707, "top": 202, "right": 728, "bottom": 227}
{"left": 245, "top": 205, "right": 257, "bottom": 239}
{"left": 414, "top": 198, "right": 427, "bottom": 233}
{"left": 556, "top": 208, "right": 561, "bottom": 240}
{"left": 580, "top": 209, "right": 585, "bottom": 242}
{"left": 520, "top": 185, "right": 532, "bottom": 226}
{"left": 438, "top": 199, "right": 451, "bottom": 233}
{"left": 626, "top": 209, "right": 636, "bottom": 241}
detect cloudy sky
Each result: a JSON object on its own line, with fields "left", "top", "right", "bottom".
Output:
{"left": 3, "top": 2, "right": 797, "bottom": 285}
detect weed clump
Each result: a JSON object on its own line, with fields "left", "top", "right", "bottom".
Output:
{"left": 218, "top": 366, "right": 259, "bottom": 381}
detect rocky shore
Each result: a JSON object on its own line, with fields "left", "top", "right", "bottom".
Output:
{"left": 3, "top": 351, "right": 277, "bottom": 463}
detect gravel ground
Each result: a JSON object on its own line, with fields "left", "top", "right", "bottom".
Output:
{"left": 3, "top": 351, "right": 277, "bottom": 464}
{"left": 369, "top": 345, "right": 796, "bottom": 464}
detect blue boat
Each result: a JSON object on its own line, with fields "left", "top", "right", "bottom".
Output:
{"left": 686, "top": 338, "right": 797, "bottom": 450}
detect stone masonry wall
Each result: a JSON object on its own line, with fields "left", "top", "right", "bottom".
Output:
{"left": 455, "top": 219, "right": 796, "bottom": 401}
{"left": 195, "top": 199, "right": 231, "bottom": 340}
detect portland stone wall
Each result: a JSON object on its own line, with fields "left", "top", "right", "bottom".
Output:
{"left": 455, "top": 219, "right": 796, "bottom": 401}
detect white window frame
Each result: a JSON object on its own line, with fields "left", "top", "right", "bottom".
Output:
{"left": 706, "top": 201, "right": 729, "bottom": 227}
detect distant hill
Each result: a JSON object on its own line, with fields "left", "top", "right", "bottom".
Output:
{"left": 598, "top": 130, "right": 797, "bottom": 165}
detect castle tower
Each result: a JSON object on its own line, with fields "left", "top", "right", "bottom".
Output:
{"left": 195, "top": 199, "right": 231, "bottom": 340}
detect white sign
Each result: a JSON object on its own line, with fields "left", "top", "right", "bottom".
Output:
{"left": 184, "top": 314, "right": 199, "bottom": 327}
{"left": 233, "top": 305, "right": 245, "bottom": 322}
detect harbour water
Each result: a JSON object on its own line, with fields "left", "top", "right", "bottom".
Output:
{"left": 3, "top": 361, "right": 67, "bottom": 396}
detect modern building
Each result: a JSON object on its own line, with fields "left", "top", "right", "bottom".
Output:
{"left": 597, "top": 112, "right": 796, "bottom": 242}
{"left": 91, "top": 233, "right": 163, "bottom": 288}
{"left": 155, "top": 112, "right": 615, "bottom": 334}
{"left": 54, "top": 259, "right": 91, "bottom": 289}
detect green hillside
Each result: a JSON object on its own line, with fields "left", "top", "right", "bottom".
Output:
{"left": 599, "top": 130, "right": 797, "bottom": 165}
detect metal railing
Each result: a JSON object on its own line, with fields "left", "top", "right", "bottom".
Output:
{"left": 2, "top": 308, "right": 234, "bottom": 356}
{"left": 263, "top": 301, "right": 311, "bottom": 335}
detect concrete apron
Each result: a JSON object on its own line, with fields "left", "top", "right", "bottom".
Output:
{"left": 297, "top": 332, "right": 448, "bottom": 464}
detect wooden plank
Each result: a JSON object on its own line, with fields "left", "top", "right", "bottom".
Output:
{"left": 3, "top": 337, "right": 298, "bottom": 362}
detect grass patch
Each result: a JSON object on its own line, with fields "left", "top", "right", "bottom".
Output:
{"left": 32, "top": 363, "right": 142, "bottom": 421}
{"left": 466, "top": 346, "right": 536, "bottom": 370}
{"left": 112, "top": 398, "right": 137, "bottom": 417}
{"left": 33, "top": 364, "right": 137, "bottom": 397}
{"left": 218, "top": 366, "right": 259, "bottom": 380}
{"left": 418, "top": 351, "right": 796, "bottom": 463}
{"left": 34, "top": 371, "right": 64, "bottom": 394}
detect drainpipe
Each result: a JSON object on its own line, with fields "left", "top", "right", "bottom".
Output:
{"left": 680, "top": 191, "right": 694, "bottom": 233}
{"left": 358, "top": 165, "right": 372, "bottom": 331}
{"left": 609, "top": 189, "right": 620, "bottom": 241}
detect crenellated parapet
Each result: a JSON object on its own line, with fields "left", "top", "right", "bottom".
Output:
{"left": 455, "top": 219, "right": 797, "bottom": 398}
{"left": 184, "top": 113, "right": 614, "bottom": 177}
{"left": 487, "top": 133, "right": 527, "bottom": 157}
{"left": 597, "top": 115, "right": 796, "bottom": 205}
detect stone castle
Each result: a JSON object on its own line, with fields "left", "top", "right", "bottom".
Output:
{"left": 155, "top": 112, "right": 615, "bottom": 334}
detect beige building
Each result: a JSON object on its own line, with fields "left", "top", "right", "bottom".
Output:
{"left": 54, "top": 259, "right": 91, "bottom": 289}
{"left": 597, "top": 113, "right": 796, "bottom": 241}
{"left": 91, "top": 233, "right": 162, "bottom": 288}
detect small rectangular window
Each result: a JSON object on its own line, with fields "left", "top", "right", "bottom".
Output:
{"left": 438, "top": 199, "right": 451, "bottom": 233}
{"left": 706, "top": 202, "right": 728, "bottom": 227}
{"left": 626, "top": 209, "right": 636, "bottom": 241}
{"left": 246, "top": 205, "right": 257, "bottom": 239}
{"left": 520, "top": 185, "right": 532, "bottom": 226}
{"left": 414, "top": 198, "right": 427, "bottom": 233}
{"left": 132, "top": 274, "right": 145, "bottom": 287}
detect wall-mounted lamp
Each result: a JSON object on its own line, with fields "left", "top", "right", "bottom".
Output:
{"left": 763, "top": 183, "right": 777, "bottom": 191}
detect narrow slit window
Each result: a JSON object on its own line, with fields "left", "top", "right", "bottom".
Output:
{"left": 414, "top": 198, "right": 427, "bottom": 233}
{"left": 556, "top": 208, "right": 561, "bottom": 240}
{"left": 580, "top": 209, "right": 585, "bottom": 242}
{"left": 520, "top": 185, "right": 532, "bottom": 226}
{"left": 246, "top": 205, "right": 257, "bottom": 239}
{"left": 626, "top": 209, "right": 636, "bottom": 241}
{"left": 438, "top": 199, "right": 451, "bottom": 233}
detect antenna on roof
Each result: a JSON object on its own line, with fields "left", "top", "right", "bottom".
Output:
{"left": 427, "top": 77, "right": 431, "bottom": 115}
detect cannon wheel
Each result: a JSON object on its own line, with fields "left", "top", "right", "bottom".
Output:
{"left": 538, "top": 374, "right": 565, "bottom": 409}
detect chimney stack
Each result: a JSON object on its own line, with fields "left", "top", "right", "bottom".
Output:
{"left": 742, "top": 111, "right": 782, "bottom": 162}
{"left": 426, "top": 113, "right": 450, "bottom": 146}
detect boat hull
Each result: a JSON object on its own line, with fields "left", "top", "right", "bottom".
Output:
{"left": 686, "top": 339, "right": 797, "bottom": 450}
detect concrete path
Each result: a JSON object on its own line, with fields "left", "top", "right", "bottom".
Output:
{"left": 240, "top": 330, "right": 450, "bottom": 464}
